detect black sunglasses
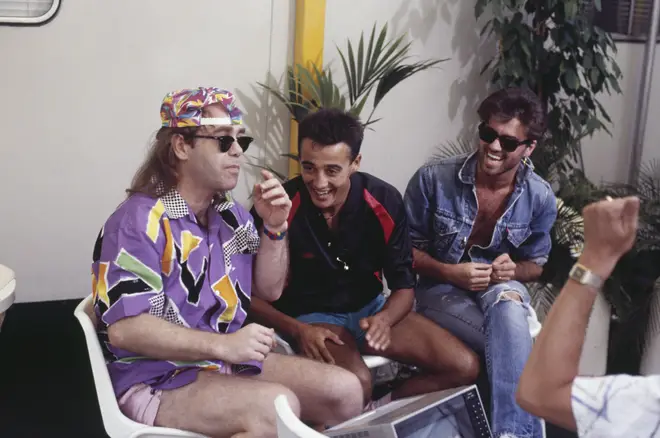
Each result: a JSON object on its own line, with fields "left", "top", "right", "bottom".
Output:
{"left": 194, "top": 135, "right": 254, "bottom": 153}
{"left": 478, "top": 123, "right": 532, "bottom": 152}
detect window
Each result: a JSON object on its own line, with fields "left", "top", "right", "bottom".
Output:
{"left": 592, "top": 0, "right": 660, "bottom": 41}
{"left": 0, "top": 0, "right": 60, "bottom": 24}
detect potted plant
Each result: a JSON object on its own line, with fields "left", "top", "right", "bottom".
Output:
{"left": 257, "top": 22, "right": 447, "bottom": 177}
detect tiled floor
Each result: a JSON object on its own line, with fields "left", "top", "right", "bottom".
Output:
{"left": 0, "top": 299, "right": 577, "bottom": 438}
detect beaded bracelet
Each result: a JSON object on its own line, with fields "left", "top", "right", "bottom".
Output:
{"left": 263, "top": 226, "right": 287, "bottom": 241}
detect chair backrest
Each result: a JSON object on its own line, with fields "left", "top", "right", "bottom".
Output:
{"left": 0, "top": 264, "right": 16, "bottom": 314}
{"left": 74, "top": 295, "right": 144, "bottom": 437}
{"left": 274, "top": 394, "right": 326, "bottom": 438}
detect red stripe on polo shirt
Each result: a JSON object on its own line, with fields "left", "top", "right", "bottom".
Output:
{"left": 363, "top": 189, "right": 395, "bottom": 244}
{"left": 287, "top": 192, "right": 301, "bottom": 226}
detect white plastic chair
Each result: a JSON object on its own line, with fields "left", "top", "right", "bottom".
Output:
{"left": 74, "top": 295, "right": 207, "bottom": 438}
{"left": 0, "top": 264, "right": 16, "bottom": 332}
{"left": 274, "top": 394, "right": 326, "bottom": 438}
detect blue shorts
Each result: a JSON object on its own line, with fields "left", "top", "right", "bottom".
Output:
{"left": 295, "top": 294, "right": 386, "bottom": 343}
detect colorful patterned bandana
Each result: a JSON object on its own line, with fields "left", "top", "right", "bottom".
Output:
{"left": 160, "top": 87, "right": 243, "bottom": 128}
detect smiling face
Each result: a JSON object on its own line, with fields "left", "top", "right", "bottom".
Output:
{"left": 477, "top": 117, "right": 535, "bottom": 177}
{"left": 299, "top": 138, "right": 360, "bottom": 211}
{"left": 173, "top": 103, "right": 246, "bottom": 193}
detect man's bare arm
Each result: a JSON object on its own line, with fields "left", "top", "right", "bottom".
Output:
{"left": 517, "top": 196, "right": 639, "bottom": 431}
{"left": 378, "top": 288, "right": 414, "bottom": 327}
{"left": 412, "top": 248, "right": 457, "bottom": 283}
{"left": 250, "top": 296, "right": 303, "bottom": 337}
{"left": 253, "top": 226, "right": 289, "bottom": 302}
{"left": 514, "top": 261, "right": 543, "bottom": 283}
{"left": 516, "top": 251, "right": 614, "bottom": 430}
{"left": 108, "top": 313, "right": 275, "bottom": 364}
{"left": 108, "top": 314, "right": 225, "bottom": 362}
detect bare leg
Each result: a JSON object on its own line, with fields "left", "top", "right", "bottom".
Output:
{"left": 257, "top": 352, "right": 363, "bottom": 427}
{"left": 362, "top": 312, "right": 480, "bottom": 400}
{"left": 305, "top": 323, "right": 373, "bottom": 404}
{"left": 155, "top": 370, "right": 300, "bottom": 438}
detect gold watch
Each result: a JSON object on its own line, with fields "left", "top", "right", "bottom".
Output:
{"left": 569, "top": 263, "right": 604, "bottom": 289}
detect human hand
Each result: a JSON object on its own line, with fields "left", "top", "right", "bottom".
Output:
{"left": 217, "top": 323, "right": 276, "bottom": 363}
{"left": 491, "top": 253, "right": 516, "bottom": 283}
{"left": 252, "top": 169, "right": 292, "bottom": 231}
{"left": 450, "top": 263, "right": 493, "bottom": 291}
{"left": 581, "top": 196, "right": 639, "bottom": 267}
{"left": 359, "top": 313, "right": 391, "bottom": 352}
{"left": 293, "top": 324, "right": 345, "bottom": 364}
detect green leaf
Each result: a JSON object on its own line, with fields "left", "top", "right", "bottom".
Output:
{"left": 281, "top": 153, "right": 300, "bottom": 161}
{"left": 336, "top": 47, "right": 355, "bottom": 104}
{"left": 564, "top": 0, "right": 578, "bottom": 19}
{"left": 480, "top": 59, "right": 494, "bottom": 75}
{"left": 588, "top": 67, "right": 598, "bottom": 86}
{"left": 564, "top": 69, "right": 579, "bottom": 90}
{"left": 350, "top": 93, "right": 370, "bottom": 118}
{"left": 357, "top": 33, "right": 365, "bottom": 95}
{"left": 373, "top": 59, "right": 447, "bottom": 109}
{"left": 475, "top": 0, "right": 488, "bottom": 18}
{"left": 347, "top": 40, "right": 359, "bottom": 101}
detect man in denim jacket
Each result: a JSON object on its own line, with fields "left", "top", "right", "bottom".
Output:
{"left": 404, "top": 87, "right": 557, "bottom": 438}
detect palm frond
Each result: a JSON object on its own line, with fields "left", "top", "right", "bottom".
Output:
{"left": 373, "top": 59, "right": 448, "bottom": 109}
{"left": 259, "top": 21, "right": 446, "bottom": 128}
{"left": 428, "top": 139, "right": 475, "bottom": 162}
{"left": 527, "top": 282, "right": 561, "bottom": 321}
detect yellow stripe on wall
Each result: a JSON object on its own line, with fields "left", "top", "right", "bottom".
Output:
{"left": 289, "top": 0, "right": 326, "bottom": 178}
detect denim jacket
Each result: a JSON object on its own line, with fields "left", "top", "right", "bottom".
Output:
{"left": 404, "top": 152, "right": 557, "bottom": 285}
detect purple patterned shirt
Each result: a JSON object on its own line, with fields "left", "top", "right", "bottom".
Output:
{"left": 92, "top": 190, "right": 261, "bottom": 397}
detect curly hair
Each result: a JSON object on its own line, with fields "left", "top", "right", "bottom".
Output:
{"left": 477, "top": 87, "right": 546, "bottom": 141}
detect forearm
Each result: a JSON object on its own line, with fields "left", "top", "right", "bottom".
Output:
{"left": 517, "top": 250, "right": 617, "bottom": 430}
{"left": 514, "top": 260, "right": 543, "bottom": 282}
{"left": 253, "top": 225, "right": 289, "bottom": 301}
{"left": 412, "top": 248, "right": 456, "bottom": 283}
{"left": 378, "top": 288, "right": 414, "bottom": 326}
{"left": 249, "top": 296, "right": 303, "bottom": 337}
{"left": 107, "top": 313, "right": 223, "bottom": 362}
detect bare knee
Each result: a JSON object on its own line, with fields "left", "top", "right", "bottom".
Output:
{"left": 352, "top": 364, "right": 373, "bottom": 404}
{"left": 245, "top": 384, "right": 300, "bottom": 437}
{"left": 323, "top": 366, "right": 364, "bottom": 422}
{"left": 451, "top": 348, "right": 480, "bottom": 384}
{"left": 502, "top": 291, "right": 523, "bottom": 302}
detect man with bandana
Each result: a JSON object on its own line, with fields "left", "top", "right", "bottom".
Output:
{"left": 404, "top": 87, "right": 558, "bottom": 438}
{"left": 91, "top": 87, "right": 363, "bottom": 437}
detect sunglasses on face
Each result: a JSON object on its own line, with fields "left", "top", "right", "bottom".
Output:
{"left": 194, "top": 135, "right": 254, "bottom": 153}
{"left": 478, "top": 123, "right": 532, "bottom": 152}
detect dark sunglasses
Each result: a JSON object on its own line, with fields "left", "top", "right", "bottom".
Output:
{"left": 194, "top": 135, "right": 254, "bottom": 153}
{"left": 478, "top": 123, "right": 532, "bottom": 152}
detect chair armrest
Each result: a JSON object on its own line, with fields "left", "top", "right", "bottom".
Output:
{"left": 363, "top": 355, "right": 391, "bottom": 369}
{"left": 274, "top": 333, "right": 295, "bottom": 355}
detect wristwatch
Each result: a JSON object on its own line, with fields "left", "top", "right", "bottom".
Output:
{"left": 568, "top": 263, "right": 605, "bottom": 289}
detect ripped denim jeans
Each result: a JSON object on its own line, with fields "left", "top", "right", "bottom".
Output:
{"left": 416, "top": 281, "right": 542, "bottom": 438}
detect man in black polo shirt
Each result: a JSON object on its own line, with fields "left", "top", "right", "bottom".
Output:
{"left": 249, "top": 108, "right": 479, "bottom": 408}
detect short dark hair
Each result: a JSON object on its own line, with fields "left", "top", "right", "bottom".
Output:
{"left": 298, "top": 108, "right": 364, "bottom": 161}
{"left": 477, "top": 87, "right": 546, "bottom": 141}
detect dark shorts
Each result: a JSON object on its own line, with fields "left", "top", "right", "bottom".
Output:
{"left": 295, "top": 294, "right": 386, "bottom": 343}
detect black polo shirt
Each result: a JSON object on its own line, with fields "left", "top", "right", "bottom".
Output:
{"left": 251, "top": 172, "right": 416, "bottom": 317}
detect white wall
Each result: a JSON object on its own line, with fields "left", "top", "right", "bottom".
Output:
{"left": 581, "top": 43, "right": 660, "bottom": 184}
{"left": 0, "top": 0, "right": 294, "bottom": 302}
